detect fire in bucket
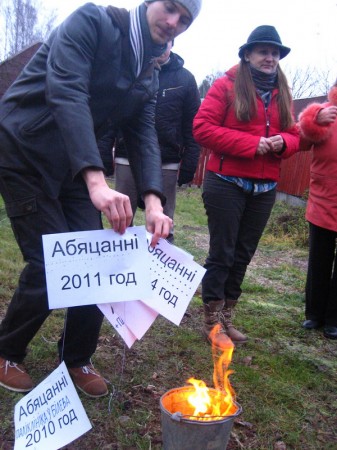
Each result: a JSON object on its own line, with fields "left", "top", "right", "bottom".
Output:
{"left": 160, "top": 325, "right": 241, "bottom": 450}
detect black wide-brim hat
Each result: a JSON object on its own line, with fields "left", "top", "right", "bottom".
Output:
{"left": 238, "top": 25, "right": 291, "bottom": 60}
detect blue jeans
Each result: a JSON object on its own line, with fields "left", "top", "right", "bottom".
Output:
{"left": 0, "top": 157, "right": 104, "bottom": 366}
{"left": 202, "top": 171, "right": 276, "bottom": 303}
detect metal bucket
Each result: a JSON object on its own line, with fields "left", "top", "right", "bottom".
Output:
{"left": 160, "top": 386, "right": 242, "bottom": 450}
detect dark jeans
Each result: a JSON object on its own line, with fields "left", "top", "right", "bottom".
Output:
{"left": 202, "top": 171, "right": 276, "bottom": 303}
{"left": 305, "top": 222, "right": 337, "bottom": 326}
{"left": 0, "top": 161, "right": 104, "bottom": 367}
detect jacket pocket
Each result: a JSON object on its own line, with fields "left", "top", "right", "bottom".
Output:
{"left": 5, "top": 197, "right": 37, "bottom": 218}
{"left": 21, "top": 108, "right": 52, "bottom": 136}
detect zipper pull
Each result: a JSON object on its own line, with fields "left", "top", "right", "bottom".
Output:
{"left": 266, "top": 118, "right": 270, "bottom": 137}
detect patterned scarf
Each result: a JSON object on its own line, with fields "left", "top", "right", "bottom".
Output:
{"left": 250, "top": 66, "right": 278, "bottom": 107}
{"left": 129, "top": 6, "right": 144, "bottom": 77}
{"left": 129, "top": 4, "right": 167, "bottom": 77}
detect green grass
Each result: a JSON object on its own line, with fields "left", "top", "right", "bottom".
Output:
{"left": 0, "top": 189, "right": 336, "bottom": 450}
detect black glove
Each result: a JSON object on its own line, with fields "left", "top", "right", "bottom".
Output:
{"left": 178, "top": 169, "right": 194, "bottom": 187}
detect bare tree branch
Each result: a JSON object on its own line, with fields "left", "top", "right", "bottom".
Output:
{"left": 284, "top": 65, "right": 333, "bottom": 98}
{"left": 198, "top": 70, "right": 224, "bottom": 98}
{"left": 0, "top": 0, "right": 56, "bottom": 61}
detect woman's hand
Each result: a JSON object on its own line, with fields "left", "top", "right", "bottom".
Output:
{"left": 256, "top": 137, "right": 273, "bottom": 155}
{"left": 256, "top": 135, "right": 284, "bottom": 155}
{"left": 269, "top": 135, "right": 285, "bottom": 153}
{"left": 317, "top": 106, "right": 337, "bottom": 125}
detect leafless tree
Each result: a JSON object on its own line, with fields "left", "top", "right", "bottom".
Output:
{"left": 284, "top": 65, "right": 333, "bottom": 99}
{"left": 198, "top": 70, "right": 224, "bottom": 98}
{"left": 0, "top": 0, "right": 56, "bottom": 61}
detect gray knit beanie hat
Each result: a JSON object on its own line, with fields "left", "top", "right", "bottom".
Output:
{"left": 145, "top": 0, "right": 202, "bottom": 22}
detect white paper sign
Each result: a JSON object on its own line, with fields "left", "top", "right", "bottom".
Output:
{"left": 143, "top": 238, "right": 206, "bottom": 325}
{"left": 42, "top": 227, "right": 151, "bottom": 309}
{"left": 14, "top": 362, "right": 91, "bottom": 450}
{"left": 97, "top": 302, "right": 138, "bottom": 348}
{"left": 98, "top": 300, "right": 158, "bottom": 346}
{"left": 99, "top": 236, "right": 205, "bottom": 346}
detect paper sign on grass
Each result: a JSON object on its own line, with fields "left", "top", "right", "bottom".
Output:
{"left": 42, "top": 226, "right": 151, "bottom": 309}
{"left": 14, "top": 362, "right": 91, "bottom": 450}
{"left": 143, "top": 237, "right": 206, "bottom": 325}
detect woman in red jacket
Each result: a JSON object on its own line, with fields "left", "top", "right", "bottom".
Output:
{"left": 193, "top": 25, "right": 299, "bottom": 348}
{"left": 298, "top": 81, "right": 337, "bottom": 340}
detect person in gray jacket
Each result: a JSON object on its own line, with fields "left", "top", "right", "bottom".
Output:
{"left": 0, "top": 0, "right": 202, "bottom": 398}
{"left": 115, "top": 40, "right": 201, "bottom": 242}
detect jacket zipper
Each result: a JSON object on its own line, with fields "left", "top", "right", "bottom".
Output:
{"left": 262, "top": 103, "right": 271, "bottom": 179}
{"left": 162, "top": 86, "right": 183, "bottom": 97}
{"left": 265, "top": 106, "right": 270, "bottom": 137}
{"left": 218, "top": 99, "right": 272, "bottom": 173}
{"left": 219, "top": 155, "right": 224, "bottom": 171}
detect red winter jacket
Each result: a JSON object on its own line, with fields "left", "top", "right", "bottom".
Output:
{"left": 298, "top": 85, "right": 337, "bottom": 232}
{"left": 193, "top": 65, "right": 299, "bottom": 181}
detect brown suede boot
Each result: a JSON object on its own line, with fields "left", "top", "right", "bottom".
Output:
{"left": 222, "top": 299, "right": 248, "bottom": 344}
{"left": 203, "top": 300, "right": 233, "bottom": 348}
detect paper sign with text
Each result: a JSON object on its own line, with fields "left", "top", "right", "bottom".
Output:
{"left": 143, "top": 237, "right": 206, "bottom": 325}
{"left": 14, "top": 362, "right": 91, "bottom": 450}
{"left": 42, "top": 227, "right": 151, "bottom": 309}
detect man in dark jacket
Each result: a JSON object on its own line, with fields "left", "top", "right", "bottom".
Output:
{"left": 115, "top": 40, "right": 201, "bottom": 242}
{"left": 0, "top": 0, "right": 202, "bottom": 397}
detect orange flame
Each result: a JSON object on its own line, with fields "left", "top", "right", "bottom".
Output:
{"left": 186, "top": 324, "right": 238, "bottom": 420}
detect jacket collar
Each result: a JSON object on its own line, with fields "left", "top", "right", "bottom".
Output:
{"left": 160, "top": 52, "right": 184, "bottom": 72}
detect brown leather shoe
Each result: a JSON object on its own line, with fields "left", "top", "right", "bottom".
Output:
{"left": 68, "top": 364, "right": 108, "bottom": 398}
{"left": 0, "top": 356, "right": 34, "bottom": 393}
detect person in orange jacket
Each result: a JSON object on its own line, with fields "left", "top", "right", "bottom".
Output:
{"left": 298, "top": 80, "right": 337, "bottom": 340}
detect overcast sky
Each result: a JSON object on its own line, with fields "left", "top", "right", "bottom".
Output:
{"left": 41, "top": 0, "right": 337, "bottom": 86}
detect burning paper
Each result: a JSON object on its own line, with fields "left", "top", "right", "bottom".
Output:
{"left": 162, "top": 325, "right": 239, "bottom": 421}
